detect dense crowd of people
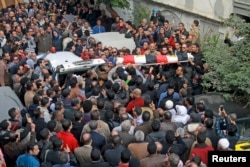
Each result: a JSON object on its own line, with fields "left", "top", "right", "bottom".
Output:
{"left": 0, "top": 0, "right": 241, "bottom": 167}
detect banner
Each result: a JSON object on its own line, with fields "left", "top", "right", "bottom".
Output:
{"left": 116, "top": 53, "right": 194, "bottom": 65}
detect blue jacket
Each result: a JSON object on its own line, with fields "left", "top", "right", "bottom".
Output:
{"left": 92, "top": 25, "right": 106, "bottom": 34}
{"left": 215, "top": 116, "right": 240, "bottom": 149}
{"left": 158, "top": 92, "right": 180, "bottom": 107}
{"left": 16, "top": 154, "right": 40, "bottom": 167}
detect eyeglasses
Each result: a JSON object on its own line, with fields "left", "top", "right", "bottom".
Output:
{"left": 182, "top": 47, "right": 186, "bottom": 49}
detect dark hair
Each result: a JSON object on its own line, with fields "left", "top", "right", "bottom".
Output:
{"left": 134, "top": 107, "right": 142, "bottom": 116}
{"left": 89, "top": 120, "right": 98, "bottom": 130}
{"left": 204, "top": 109, "right": 214, "bottom": 119}
{"left": 147, "top": 81, "right": 154, "bottom": 90}
{"left": 8, "top": 107, "right": 16, "bottom": 118}
{"left": 105, "top": 111, "right": 114, "bottom": 121}
{"left": 142, "top": 111, "right": 150, "bottom": 122}
{"left": 53, "top": 138, "right": 63, "bottom": 149}
{"left": 121, "top": 148, "right": 131, "bottom": 163}
{"left": 74, "top": 110, "right": 83, "bottom": 122}
{"left": 37, "top": 58, "right": 44, "bottom": 66}
{"left": 36, "top": 89, "right": 45, "bottom": 97}
{"left": 112, "top": 82, "right": 120, "bottom": 93}
{"left": 26, "top": 81, "right": 34, "bottom": 91}
{"left": 165, "top": 130, "right": 175, "bottom": 144}
{"left": 92, "top": 86, "right": 101, "bottom": 96}
{"left": 193, "top": 20, "right": 199, "bottom": 27}
{"left": 196, "top": 102, "right": 205, "bottom": 111}
{"left": 61, "top": 119, "right": 72, "bottom": 131}
{"left": 91, "top": 148, "right": 101, "bottom": 161}
{"left": 46, "top": 88, "right": 55, "bottom": 97}
{"left": 168, "top": 145, "right": 180, "bottom": 155}
{"left": 32, "top": 95, "right": 41, "bottom": 105}
{"left": 82, "top": 100, "right": 93, "bottom": 113}
{"left": 151, "top": 120, "right": 160, "bottom": 132}
{"left": 168, "top": 80, "right": 176, "bottom": 90}
{"left": 43, "top": 73, "right": 51, "bottom": 82}
{"left": 33, "top": 107, "right": 42, "bottom": 119}
{"left": 41, "top": 97, "right": 50, "bottom": 106}
{"left": 147, "top": 142, "right": 157, "bottom": 154}
{"left": 106, "top": 89, "right": 115, "bottom": 100}
{"left": 47, "top": 120, "right": 57, "bottom": 132}
{"left": 55, "top": 102, "right": 63, "bottom": 111}
{"left": 105, "top": 80, "right": 113, "bottom": 90}
{"left": 144, "top": 97, "right": 152, "bottom": 107}
{"left": 164, "top": 111, "right": 172, "bottom": 120}
{"left": 0, "top": 120, "right": 9, "bottom": 130}
{"left": 129, "top": 157, "right": 140, "bottom": 167}
{"left": 197, "top": 132, "right": 206, "bottom": 144}
{"left": 227, "top": 124, "right": 237, "bottom": 136}
{"left": 186, "top": 96, "right": 195, "bottom": 105}
{"left": 205, "top": 118, "right": 213, "bottom": 128}
{"left": 69, "top": 77, "right": 78, "bottom": 88}
{"left": 112, "top": 135, "right": 121, "bottom": 146}
{"left": 120, "top": 113, "right": 129, "bottom": 122}
{"left": 71, "top": 98, "right": 80, "bottom": 107}
{"left": 90, "top": 110, "right": 100, "bottom": 120}
{"left": 27, "top": 141, "right": 38, "bottom": 152}
{"left": 40, "top": 128, "right": 50, "bottom": 140}
{"left": 97, "top": 98, "right": 105, "bottom": 109}
{"left": 191, "top": 156, "right": 201, "bottom": 166}
{"left": 62, "top": 88, "right": 70, "bottom": 98}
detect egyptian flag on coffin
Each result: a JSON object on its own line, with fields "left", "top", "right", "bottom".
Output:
{"left": 121, "top": 55, "right": 179, "bottom": 64}
{"left": 118, "top": 53, "right": 192, "bottom": 64}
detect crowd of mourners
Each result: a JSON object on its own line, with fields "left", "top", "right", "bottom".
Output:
{"left": 0, "top": 0, "right": 241, "bottom": 167}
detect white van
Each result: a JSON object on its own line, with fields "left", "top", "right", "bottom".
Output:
{"left": 42, "top": 51, "right": 105, "bottom": 85}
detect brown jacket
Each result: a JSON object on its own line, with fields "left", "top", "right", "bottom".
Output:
{"left": 141, "top": 107, "right": 154, "bottom": 120}
{"left": 81, "top": 120, "right": 110, "bottom": 142}
{"left": 134, "top": 121, "right": 152, "bottom": 137}
{"left": 140, "top": 154, "right": 166, "bottom": 167}
{"left": 160, "top": 121, "right": 177, "bottom": 133}
{"left": 128, "top": 142, "right": 149, "bottom": 160}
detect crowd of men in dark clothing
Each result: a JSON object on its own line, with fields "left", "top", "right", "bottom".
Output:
{"left": 0, "top": 0, "right": 241, "bottom": 167}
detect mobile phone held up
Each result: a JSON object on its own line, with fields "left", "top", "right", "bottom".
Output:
{"left": 220, "top": 105, "right": 224, "bottom": 111}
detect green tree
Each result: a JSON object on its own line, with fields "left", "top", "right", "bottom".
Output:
{"left": 96, "top": 0, "right": 130, "bottom": 18}
{"left": 133, "top": 4, "right": 151, "bottom": 27}
{"left": 202, "top": 15, "right": 250, "bottom": 107}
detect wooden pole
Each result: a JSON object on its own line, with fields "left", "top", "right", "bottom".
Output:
{"left": 0, "top": 0, "right": 7, "bottom": 8}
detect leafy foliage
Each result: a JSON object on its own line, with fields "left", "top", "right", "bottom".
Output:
{"left": 132, "top": 4, "right": 151, "bottom": 27}
{"left": 202, "top": 15, "right": 250, "bottom": 106}
{"left": 96, "top": 0, "right": 130, "bottom": 9}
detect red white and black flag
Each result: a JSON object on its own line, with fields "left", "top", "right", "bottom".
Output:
{"left": 116, "top": 53, "right": 193, "bottom": 65}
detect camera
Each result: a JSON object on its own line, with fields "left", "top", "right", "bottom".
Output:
{"left": 220, "top": 105, "right": 224, "bottom": 111}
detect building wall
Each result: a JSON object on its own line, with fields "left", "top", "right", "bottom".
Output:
{"left": 152, "top": 0, "right": 234, "bottom": 21}
{"left": 137, "top": 0, "right": 235, "bottom": 40}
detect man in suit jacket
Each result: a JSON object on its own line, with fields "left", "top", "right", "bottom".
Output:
{"left": 84, "top": 148, "right": 110, "bottom": 167}
{"left": 74, "top": 132, "right": 92, "bottom": 166}
{"left": 134, "top": 111, "right": 152, "bottom": 137}
{"left": 89, "top": 120, "right": 106, "bottom": 150}
{"left": 128, "top": 130, "right": 149, "bottom": 160}
{"left": 140, "top": 142, "right": 166, "bottom": 167}
{"left": 104, "top": 135, "right": 125, "bottom": 166}
{"left": 118, "top": 120, "right": 135, "bottom": 148}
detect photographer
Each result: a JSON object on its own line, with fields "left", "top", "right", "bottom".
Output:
{"left": 21, "top": 31, "right": 36, "bottom": 54}
{"left": 214, "top": 105, "right": 240, "bottom": 150}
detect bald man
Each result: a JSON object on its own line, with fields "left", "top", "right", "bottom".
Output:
{"left": 74, "top": 132, "right": 92, "bottom": 166}
{"left": 126, "top": 88, "right": 145, "bottom": 114}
